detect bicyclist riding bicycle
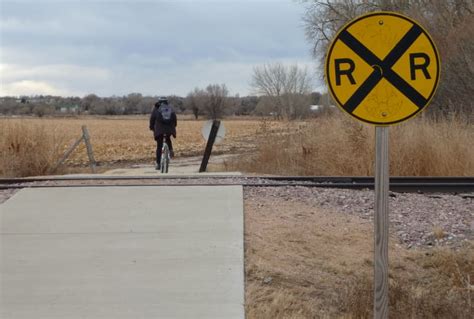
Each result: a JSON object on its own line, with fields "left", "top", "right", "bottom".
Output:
{"left": 149, "top": 97, "right": 177, "bottom": 170}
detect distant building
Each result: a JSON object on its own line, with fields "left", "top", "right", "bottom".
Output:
{"left": 60, "top": 104, "right": 79, "bottom": 113}
{"left": 310, "top": 105, "right": 336, "bottom": 112}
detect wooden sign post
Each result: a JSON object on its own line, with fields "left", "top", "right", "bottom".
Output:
{"left": 374, "top": 126, "right": 389, "bottom": 317}
{"left": 199, "top": 120, "right": 220, "bottom": 173}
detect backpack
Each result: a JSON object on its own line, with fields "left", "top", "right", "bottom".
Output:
{"left": 158, "top": 105, "right": 173, "bottom": 124}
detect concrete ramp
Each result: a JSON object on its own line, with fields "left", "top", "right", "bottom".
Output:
{"left": 0, "top": 186, "right": 244, "bottom": 319}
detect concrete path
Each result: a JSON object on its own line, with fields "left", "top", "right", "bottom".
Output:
{"left": 103, "top": 166, "right": 241, "bottom": 176}
{"left": 103, "top": 155, "right": 241, "bottom": 176}
{"left": 1, "top": 186, "right": 244, "bottom": 319}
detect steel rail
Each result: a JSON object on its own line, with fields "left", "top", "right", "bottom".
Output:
{"left": 1, "top": 176, "right": 473, "bottom": 183}
{"left": 0, "top": 185, "right": 471, "bottom": 193}
{"left": 0, "top": 177, "right": 472, "bottom": 193}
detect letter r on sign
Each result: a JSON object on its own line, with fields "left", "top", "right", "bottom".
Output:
{"left": 410, "top": 53, "right": 431, "bottom": 80}
{"left": 335, "top": 58, "right": 356, "bottom": 85}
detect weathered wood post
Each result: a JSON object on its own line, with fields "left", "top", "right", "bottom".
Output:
{"left": 374, "top": 126, "right": 389, "bottom": 318}
{"left": 53, "top": 135, "right": 84, "bottom": 173}
{"left": 199, "top": 120, "right": 220, "bottom": 173}
{"left": 81, "top": 125, "right": 96, "bottom": 173}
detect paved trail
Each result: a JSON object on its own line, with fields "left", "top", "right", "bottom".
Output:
{"left": 1, "top": 185, "right": 244, "bottom": 319}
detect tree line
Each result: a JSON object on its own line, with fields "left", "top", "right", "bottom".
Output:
{"left": 0, "top": 63, "right": 324, "bottom": 119}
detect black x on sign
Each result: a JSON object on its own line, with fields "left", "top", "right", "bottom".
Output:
{"left": 326, "top": 12, "right": 440, "bottom": 125}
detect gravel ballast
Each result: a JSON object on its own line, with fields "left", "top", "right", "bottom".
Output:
{"left": 245, "top": 186, "right": 473, "bottom": 249}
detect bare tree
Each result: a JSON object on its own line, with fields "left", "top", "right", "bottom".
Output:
{"left": 81, "top": 94, "right": 100, "bottom": 112}
{"left": 0, "top": 98, "right": 18, "bottom": 114}
{"left": 301, "top": 0, "right": 474, "bottom": 118}
{"left": 124, "top": 93, "right": 142, "bottom": 114}
{"left": 137, "top": 96, "right": 156, "bottom": 114}
{"left": 302, "top": 0, "right": 415, "bottom": 63}
{"left": 32, "top": 104, "right": 54, "bottom": 117}
{"left": 168, "top": 95, "right": 185, "bottom": 113}
{"left": 204, "top": 84, "right": 229, "bottom": 120}
{"left": 185, "top": 88, "right": 206, "bottom": 119}
{"left": 235, "top": 96, "right": 259, "bottom": 115}
{"left": 251, "top": 63, "right": 313, "bottom": 119}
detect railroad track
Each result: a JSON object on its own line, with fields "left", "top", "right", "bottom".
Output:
{"left": 0, "top": 176, "right": 473, "bottom": 193}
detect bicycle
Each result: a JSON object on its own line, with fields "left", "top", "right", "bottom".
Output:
{"left": 160, "top": 134, "right": 171, "bottom": 173}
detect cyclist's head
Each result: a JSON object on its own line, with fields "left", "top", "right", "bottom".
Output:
{"left": 158, "top": 97, "right": 168, "bottom": 106}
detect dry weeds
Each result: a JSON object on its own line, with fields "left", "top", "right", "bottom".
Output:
{"left": 244, "top": 190, "right": 473, "bottom": 318}
{"left": 0, "top": 116, "right": 280, "bottom": 176}
{"left": 0, "top": 121, "right": 65, "bottom": 177}
{"left": 229, "top": 114, "right": 474, "bottom": 176}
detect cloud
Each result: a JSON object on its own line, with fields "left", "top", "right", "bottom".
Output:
{"left": 109, "top": 57, "right": 320, "bottom": 96}
{"left": 0, "top": 0, "right": 320, "bottom": 97}
{"left": 0, "top": 80, "right": 79, "bottom": 96}
{"left": 1, "top": 64, "right": 110, "bottom": 82}
{"left": 0, "top": 64, "right": 110, "bottom": 96}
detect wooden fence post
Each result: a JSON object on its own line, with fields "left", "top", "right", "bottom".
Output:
{"left": 52, "top": 136, "right": 84, "bottom": 173}
{"left": 53, "top": 125, "right": 97, "bottom": 174}
{"left": 81, "top": 125, "right": 96, "bottom": 173}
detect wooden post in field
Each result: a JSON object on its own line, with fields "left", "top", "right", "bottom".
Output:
{"left": 82, "top": 125, "right": 96, "bottom": 173}
{"left": 53, "top": 126, "right": 97, "bottom": 174}
{"left": 374, "top": 126, "right": 389, "bottom": 318}
{"left": 52, "top": 136, "right": 84, "bottom": 173}
{"left": 199, "top": 120, "right": 220, "bottom": 173}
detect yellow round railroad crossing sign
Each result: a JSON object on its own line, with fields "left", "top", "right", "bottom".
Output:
{"left": 325, "top": 12, "right": 440, "bottom": 125}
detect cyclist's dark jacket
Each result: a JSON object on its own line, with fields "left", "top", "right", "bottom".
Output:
{"left": 149, "top": 104, "right": 177, "bottom": 140}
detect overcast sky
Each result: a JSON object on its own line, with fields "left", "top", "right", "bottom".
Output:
{"left": 0, "top": 0, "right": 320, "bottom": 97}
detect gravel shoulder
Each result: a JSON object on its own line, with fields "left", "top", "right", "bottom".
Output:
{"left": 245, "top": 186, "right": 473, "bottom": 248}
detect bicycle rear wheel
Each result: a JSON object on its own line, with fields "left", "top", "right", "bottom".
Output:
{"left": 161, "top": 143, "right": 169, "bottom": 173}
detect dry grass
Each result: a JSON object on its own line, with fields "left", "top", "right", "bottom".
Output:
{"left": 245, "top": 197, "right": 373, "bottom": 318}
{"left": 245, "top": 194, "right": 474, "bottom": 318}
{"left": 432, "top": 226, "right": 447, "bottom": 240}
{"left": 229, "top": 114, "right": 474, "bottom": 176}
{"left": 341, "top": 246, "right": 473, "bottom": 318}
{"left": 2, "top": 114, "right": 472, "bottom": 178}
{"left": 0, "top": 121, "right": 65, "bottom": 177}
{"left": 0, "top": 116, "right": 281, "bottom": 176}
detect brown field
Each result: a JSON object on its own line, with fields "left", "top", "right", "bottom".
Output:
{"left": 0, "top": 116, "right": 282, "bottom": 173}
{"left": 1, "top": 114, "right": 473, "bottom": 177}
